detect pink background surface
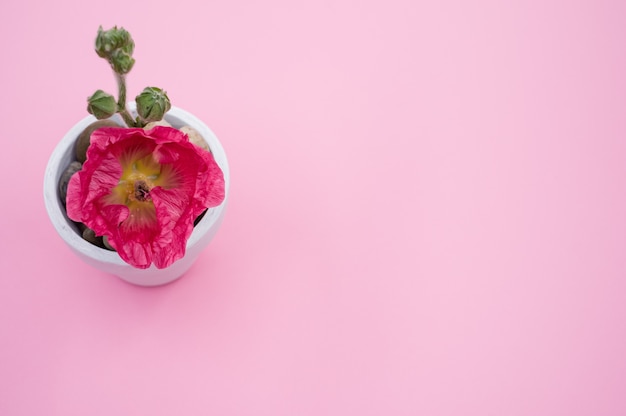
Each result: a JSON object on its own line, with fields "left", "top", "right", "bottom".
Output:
{"left": 1, "top": 0, "right": 625, "bottom": 414}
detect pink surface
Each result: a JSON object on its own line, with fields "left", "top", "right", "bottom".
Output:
{"left": 1, "top": 0, "right": 625, "bottom": 414}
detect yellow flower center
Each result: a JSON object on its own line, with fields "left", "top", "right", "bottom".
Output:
{"left": 100, "top": 147, "right": 180, "bottom": 221}
{"left": 117, "top": 172, "right": 156, "bottom": 203}
{"left": 117, "top": 157, "right": 158, "bottom": 201}
{"left": 102, "top": 152, "right": 164, "bottom": 211}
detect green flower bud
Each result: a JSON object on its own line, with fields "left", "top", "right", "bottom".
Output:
{"left": 135, "top": 87, "right": 171, "bottom": 122}
{"left": 87, "top": 90, "right": 117, "bottom": 119}
{"left": 109, "top": 49, "right": 135, "bottom": 75}
{"left": 95, "top": 26, "right": 135, "bottom": 75}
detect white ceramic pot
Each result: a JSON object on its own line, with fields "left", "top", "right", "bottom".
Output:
{"left": 43, "top": 105, "right": 230, "bottom": 286}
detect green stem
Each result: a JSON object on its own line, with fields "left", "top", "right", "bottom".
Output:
{"left": 115, "top": 73, "right": 135, "bottom": 127}
{"left": 119, "top": 109, "right": 135, "bottom": 127}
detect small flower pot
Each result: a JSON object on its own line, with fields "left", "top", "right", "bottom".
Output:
{"left": 43, "top": 105, "right": 230, "bottom": 287}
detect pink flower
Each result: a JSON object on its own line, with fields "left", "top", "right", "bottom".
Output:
{"left": 66, "top": 126, "right": 225, "bottom": 269}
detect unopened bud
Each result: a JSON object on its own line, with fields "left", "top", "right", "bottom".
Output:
{"left": 95, "top": 26, "right": 135, "bottom": 75}
{"left": 87, "top": 90, "right": 116, "bottom": 119}
{"left": 135, "top": 87, "right": 171, "bottom": 122}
